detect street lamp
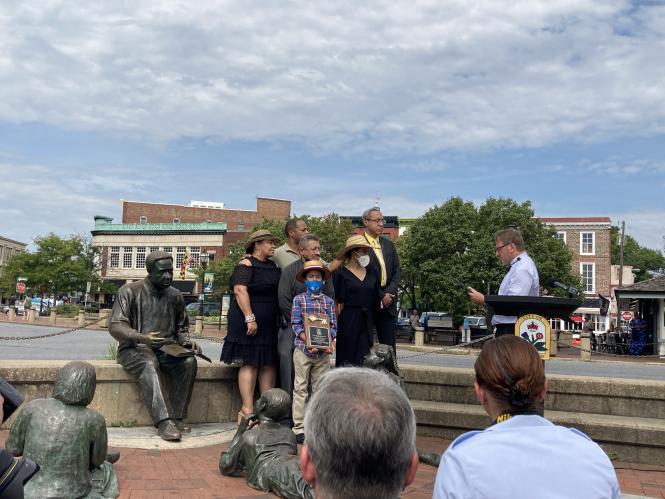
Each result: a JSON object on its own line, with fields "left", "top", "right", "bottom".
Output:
{"left": 199, "top": 251, "right": 209, "bottom": 318}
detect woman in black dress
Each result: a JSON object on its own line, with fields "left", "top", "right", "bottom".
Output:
{"left": 220, "top": 230, "right": 281, "bottom": 420}
{"left": 333, "top": 235, "right": 381, "bottom": 367}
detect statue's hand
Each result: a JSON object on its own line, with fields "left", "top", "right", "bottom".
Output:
{"left": 138, "top": 332, "right": 170, "bottom": 347}
{"left": 182, "top": 339, "right": 202, "bottom": 354}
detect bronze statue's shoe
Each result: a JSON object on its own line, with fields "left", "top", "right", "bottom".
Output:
{"left": 175, "top": 419, "right": 191, "bottom": 433}
{"left": 157, "top": 420, "right": 182, "bottom": 441}
{"left": 106, "top": 449, "right": 121, "bottom": 463}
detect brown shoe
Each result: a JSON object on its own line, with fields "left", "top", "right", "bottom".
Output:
{"left": 175, "top": 419, "right": 191, "bottom": 433}
{"left": 157, "top": 420, "right": 181, "bottom": 441}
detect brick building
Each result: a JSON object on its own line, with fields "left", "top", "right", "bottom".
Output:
{"left": 541, "top": 217, "right": 612, "bottom": 330}
{"left": 121, "top": 197, "right": 291, "bottom": 250}
{"left": 91, "top": 216, "right": 228, "bottom": 300}
{"left": 0, "top": 235, "right": 27, "bottom": 303}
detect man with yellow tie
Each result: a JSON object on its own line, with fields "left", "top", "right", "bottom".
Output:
{"left": 362, "top": 207, "right": 401, "bottom": 351}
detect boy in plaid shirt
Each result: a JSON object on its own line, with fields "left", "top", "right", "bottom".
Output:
{"left": 290, "top": 260, "right": 336, "bottom": 444}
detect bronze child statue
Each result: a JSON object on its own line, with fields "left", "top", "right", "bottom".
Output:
{"left": 219, "top": 388, "right": 314, "bottom": 499}
{"left": 6, "top": 361, "right": 119, "bottom": 498}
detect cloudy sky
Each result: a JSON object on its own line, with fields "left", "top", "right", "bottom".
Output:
{"left": 1, "top": 1, "right": 664, "bottom": 250}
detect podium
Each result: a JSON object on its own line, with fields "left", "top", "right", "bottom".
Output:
{"left": 485, "top": 296, "right": 580, "bottom": 360}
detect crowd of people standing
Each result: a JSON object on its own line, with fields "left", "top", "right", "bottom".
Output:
{"left": 219, "top": 207, "right": 401, "bottom": 440}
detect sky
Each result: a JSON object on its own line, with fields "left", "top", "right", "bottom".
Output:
{"left": 1, "top": 1, "right": 664, "bottom": 251}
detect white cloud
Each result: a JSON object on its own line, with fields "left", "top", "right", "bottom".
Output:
{"left": 0, "top": 1, "right": 664, "bottom": 153}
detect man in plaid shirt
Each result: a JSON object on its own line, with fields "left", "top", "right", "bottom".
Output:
{"left": 290, "top": 260, "right": 337, "bottom": 444}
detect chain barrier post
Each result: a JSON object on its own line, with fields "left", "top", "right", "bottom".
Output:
{"left": 414, "top": 326, "right": 425, "bottom": 347}
{"left": 99, "top": 309, "right": 111, "bottom": 328}
{"left": 550, "top": 330, "right": 558, "bottom": 357}
{"left": 77, "top": 310, "right": 85, "bottom": 327}
{"left": 49, "top": 310, "right": 57, "bottom": 325}
{"left": 8, "top": 306, "right": 16, "bottom": 321}
{"left": 27, "top": 309, "right": 36, "bottom": 323}
{"left": 580, "top": 332, "right": 591, "bottom": 361}
{"left": 195, "top": 316, "right": 203, "bottom": 335}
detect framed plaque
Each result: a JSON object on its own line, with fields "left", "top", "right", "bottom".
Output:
{"left": 304, "top": 313, "right": 332, "bottom": 351}
{"left": 515, "top": 314, "right": 551, "bottom": 361}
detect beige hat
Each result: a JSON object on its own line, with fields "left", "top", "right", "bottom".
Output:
{"left": 245, "top": 230, "right": 276, "bottom": 252}
{"left": 296, "top": 260, "right": 331, "bottom": 282}
{"left": 336, "top": 235, "right": 371, "bottom": 260}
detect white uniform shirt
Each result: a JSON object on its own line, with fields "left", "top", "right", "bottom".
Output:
{"left": 433, "top": 415, "right": 620, "bottom": 499}
{"left": 492, "top": 252, "right": 540, "bottom": 325}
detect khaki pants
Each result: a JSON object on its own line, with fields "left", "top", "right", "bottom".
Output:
{"left": 292, "top": 348, "right": 330, "bottom": 435}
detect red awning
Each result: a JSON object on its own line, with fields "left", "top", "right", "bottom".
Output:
{"left": 570, "top": 315, "right": 583, "bottom": 323}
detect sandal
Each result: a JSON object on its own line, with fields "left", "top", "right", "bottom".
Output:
{"left": 238, "top": 409, "right": 253, "bottom": 425}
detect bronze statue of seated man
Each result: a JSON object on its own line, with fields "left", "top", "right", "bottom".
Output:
{"left": 109, "top": 251, "right": 200, "bottom": 441}
{"left": 6, "top": 361, "right": 119, "bottom": 498}
{"left": 219, "top": 389, "right": 314, "bottom": 499}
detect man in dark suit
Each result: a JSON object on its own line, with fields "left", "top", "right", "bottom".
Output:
{"left": 362, "top": 207, "right": 400, "bottom": 350}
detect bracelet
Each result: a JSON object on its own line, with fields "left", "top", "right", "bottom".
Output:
{"left": 245, "top": 314, "right": 256, "bottom": 323}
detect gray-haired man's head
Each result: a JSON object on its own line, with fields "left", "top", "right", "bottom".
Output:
{"left": 300, "top": 367, "right": 418, "bottom": 499}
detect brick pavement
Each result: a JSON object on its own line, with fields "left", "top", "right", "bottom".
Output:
{"left": 2, "top": 431, "right": 664, "bottom": 498}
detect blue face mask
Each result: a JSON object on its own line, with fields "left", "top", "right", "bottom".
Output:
{"left": 305, "top": 280, "right": 323, "bottom": 294}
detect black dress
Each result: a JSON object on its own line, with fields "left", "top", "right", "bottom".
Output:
{"left": 333, "top": 266, "right": 381, "bottom": 367}
{"left": 221, "top": 256, "right": 281, "bottom": 367}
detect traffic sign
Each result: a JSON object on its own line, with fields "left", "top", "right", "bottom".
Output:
{"left": 622, "top": 311, "right": 633, "bottom": 321}
{"left": 16, "top": 282, "right": 26, "bottom": 293}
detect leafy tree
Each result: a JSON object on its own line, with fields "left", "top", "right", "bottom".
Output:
{"left": 0, "top": 234, "right": 98, "bottom": 300}
{"left": 404, "top": 197, "right": 581, "bottom": 325}
{"left": 610, "top": 226, "right": 665, "bottom": 282}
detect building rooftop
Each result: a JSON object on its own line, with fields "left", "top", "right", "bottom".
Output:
{"left": 91, "top": 216, "right": 227, "bottom": 236}
{"left": 540, "top": 217, "right": 612, "bottom": 224}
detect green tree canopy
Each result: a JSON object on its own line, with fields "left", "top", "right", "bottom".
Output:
{"left": 402, "top": 197, "right": 581, "bottom": 324}
{"left": 201, "top": 214, "right": 355, "bottom": 295}
{"left": 611, "top": 226, "right": 665, "bottom": 282}
{"left": 0, "top": 234, "right": 99, "bottom": 297}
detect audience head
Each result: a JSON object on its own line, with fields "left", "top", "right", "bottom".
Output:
{"left": 301, "top": 368, "right": 418, "bottom": 499}
{"left": 298, "top": 234, "right": 322, "bottom": 261}
{"left": 285, "top": 218, "right": 308, "bottom": 243}
{"left": 362, "top": 208, "right": 384, "bottom": 237}
{"left": 53, "top": 361, "right": 97, "bottom": 407}
{"left": 474, "top": 336, "right": 546, "bottom": 418}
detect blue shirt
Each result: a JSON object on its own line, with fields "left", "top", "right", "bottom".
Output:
{"left": 433, "top": 415, "right": 620, "bottom": 499}
{"left": 291, "top": 291, "right": 337, "bottom": 358}
{"left": 492, "top": 252, "right": 540, "bottom": 325}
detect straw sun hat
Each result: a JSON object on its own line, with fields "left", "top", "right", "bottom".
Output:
{"left": 336, "top": 235, "right": 371, "bottom": 260}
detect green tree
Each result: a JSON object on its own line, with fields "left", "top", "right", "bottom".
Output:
{"left": 0, "top": 234, "right": 97, "bottom": 300}
{"left": 611, "top": 226, "right": 665, "bottom": 282}
{"left": 404, "top": 197, "right": 580, "bottom": 325}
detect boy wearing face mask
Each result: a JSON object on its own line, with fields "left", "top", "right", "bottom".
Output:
{"left": 290, "top": 260, "right": 337, "bottom": 444}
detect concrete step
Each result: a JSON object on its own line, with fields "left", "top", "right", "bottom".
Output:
{"left": 412, "top": 399, "right": 665, "bottom": 465}
{"left": 403, "top": 365, "right": 665, "bottom": 419}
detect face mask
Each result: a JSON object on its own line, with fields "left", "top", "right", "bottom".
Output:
{"left": 356, "top": 254, "right": 370, "bottom": 268}
{"left": 305, "top": 280, "right": 323, "bottom": 294}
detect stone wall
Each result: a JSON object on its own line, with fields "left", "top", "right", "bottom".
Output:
{"left": 0, "top": 360, "right": 241, "bottom": 428}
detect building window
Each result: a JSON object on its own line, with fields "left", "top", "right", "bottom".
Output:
{"left": 580, "top": 231, "right": 595, "bottom": 255}
{"left": 122, "top": 247, "right": 133, "bottom": 269}
{"left": 237, "top": 223, "right": 245, "bottom": 231}
{"left": 581, "top": 263, "right": 595, "bottom": 293}
{"left": 149, "top": 246, "right": 159, "bottom": 254}
{"left": 139, "top": 216, "right": 148, "bottom": 224}
{"left": 135, "top": 247, "right": 146, "bottom": 269}
{"left": 555, "top": 231, "right": 566, "bottom": 243}
{"left": 173, "top": 218, "right": 180, "bottom": 223}
{"left": 162, "top": 247, "right": 172, "bottom": 258}
{"left": 189, "top": 246, "right": 200, "bottom": 268}
{"left": 176, "top": 247, "right": 186, "bottom": 268}
{"left": 110, "top": 246, "right": 120, "bottom": 269}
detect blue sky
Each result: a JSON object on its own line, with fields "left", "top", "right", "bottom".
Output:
{"left": 1, "top": 1, "right": 664, "bottom": 250}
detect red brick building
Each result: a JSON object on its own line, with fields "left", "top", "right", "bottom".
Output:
{"left": 121, "top": 197, "right": 291, "bottom": 254}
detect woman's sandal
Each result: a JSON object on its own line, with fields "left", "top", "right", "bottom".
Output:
{"left": 238, "top": 409, "right": 252, "bottom": 425}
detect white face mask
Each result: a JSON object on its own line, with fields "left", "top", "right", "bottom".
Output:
{"left": 356, "top": 254, "right": 370, "bottom": 267}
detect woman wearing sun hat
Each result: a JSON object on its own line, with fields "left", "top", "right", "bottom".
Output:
{"left": 332, "top": 235, "right": 381, "bottom": 366}
{"left": 220, "top": 230, "right": 281, "bottom": 421}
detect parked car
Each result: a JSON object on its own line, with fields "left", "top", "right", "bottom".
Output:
{"left": 465, "top": 315, "right": 488, "bottom": 340}
{"left": 186, "top": 302, "right": 222, "bottom": 316}
{"left": 3, "top": 303, "right": 25, "bottom": 315}
{"left": 419, "top": 311, "right": 458, "bottom": 344}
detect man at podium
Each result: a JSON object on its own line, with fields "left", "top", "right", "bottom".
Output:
{"left": 468, "top": 228, "right": 540, "bottom": 337}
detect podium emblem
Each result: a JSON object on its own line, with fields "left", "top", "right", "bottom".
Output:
{"left": 515, "top": 314, "right": 550, "bottom": 360}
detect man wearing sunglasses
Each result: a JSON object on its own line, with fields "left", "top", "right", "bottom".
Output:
{"left": 468, "top": 228, "right": 539, "bottom": 337}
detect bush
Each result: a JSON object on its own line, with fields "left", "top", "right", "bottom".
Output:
{"left": 55, "top": 303, "right": 80, "bottom": 317}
